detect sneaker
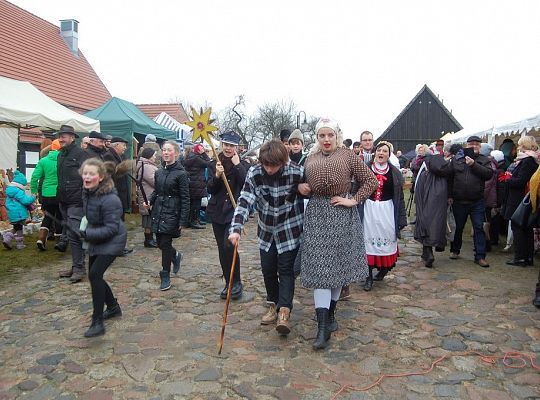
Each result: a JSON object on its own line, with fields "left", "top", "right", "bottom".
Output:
{"left": 172, "top": 251, "right": 182, "bottom": 274}
{"left": 449, "top": 252, "right": 459, "bottom": 260}
{"left": 276, "top": 307, "right": 291, "bottom": 335}
{"left": 159, "top": 270, "right": 171, "bottom": 291}
{"left": 59, "top": 268, "right": 73, "bottom": 278}
{"left": 103, "top": 303, "right": 122, "bottom": 320}
{"left": 474, "top": 259, "right": 490, "bottom": 268}
{"left": 54, "top": 241, "right": 68, "bottom": 252}
{"left": 261, "top": 303, "right": 278, "bottom": 325}
{"left": 502, "top": 244, "right": 512, "bottom": 252}
{"left": 69, "top": 271, "right": 85, "bottom": 283}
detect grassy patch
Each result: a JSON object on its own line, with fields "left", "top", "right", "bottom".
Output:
{"left": 0, "top": 213, "right": 141, "bottom": 277}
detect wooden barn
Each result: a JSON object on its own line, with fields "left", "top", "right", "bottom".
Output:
{"left": 378, "top": 85, "right": 463, "bottom": 153}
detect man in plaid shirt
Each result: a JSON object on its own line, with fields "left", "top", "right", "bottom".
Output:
{"left": 229, "top": 140, "right": 304, "bottom": 336}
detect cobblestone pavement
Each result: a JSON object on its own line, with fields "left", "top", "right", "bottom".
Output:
{"left": 1, "top": 220, "right": 540, "bottom": 400}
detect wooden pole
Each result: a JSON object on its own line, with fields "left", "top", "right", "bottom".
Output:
{"left": 207, "top": 138, "right": 237, "bottom": 208}
{"left": 217, "top": 241, "right": 239, "bottom": 354}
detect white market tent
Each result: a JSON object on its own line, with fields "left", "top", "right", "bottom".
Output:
{"left": 0, "top": 76, "right": 100, "bottom": 169}
{"left": 448, "top": 113, "right": 540, "bottom": 145}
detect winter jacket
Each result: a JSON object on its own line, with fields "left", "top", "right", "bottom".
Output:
{"left": 184, "top": 151, "right": 211, "bottom": 199}
{"left": 413, "top": 154, "right": 452, "bottom": 248}
{"left": 502, "top": 156, "right": 539, "bottom": 220}
{"left": 30, "top": 150, "right": 58, "bottom": 198}
{"left": 85, "top": 144, "right": 108, "bottom": 160}
{"left": 290, "top": 151, "right": 306, "bottom": 166}
{"left": 57, "top": 142, "right": 88, "bottom": 206}
{"left": 6, "top": 171, "right": 35, "bottom": 223}
{"left": 448, "top": 153, "right": 493, "bottom": 203}
{"left": 103, "top": 149, "right": 129, "bottom": 212}
{"left": 150, "top": 161, "right": 190, "bottom": 236}
{"left": 82, "top": 177, "right": 127, "bottom": 257}
{"left": 135, "top": 157, "right": 158, "bottom": 216}
{"left": 484, "top": 158, "right": 498, "bottom": 209}
{"left": 206, "top": 153, "right": 248, "bottom": 225}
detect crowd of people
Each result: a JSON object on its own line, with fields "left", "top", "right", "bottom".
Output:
{"left": 2, "top": 120, "right": 540, "bottom": 347}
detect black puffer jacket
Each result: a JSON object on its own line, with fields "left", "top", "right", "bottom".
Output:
{"left": 206, "top": 153, "right": 248, "bottom": 225}
{"left": 150, "top": 161, "right": 190, "bottom": 237}
{"left": 184, "top": 151, "right": 211, "bottom": 199}
{"left": 57, "top": 142, "right": 88, "bottom": 206}
{"left": 448, "top": 154, "right": 493, "bottom": 203}
{"left": 82, "top": 178, "right": 127, "bottom": 256}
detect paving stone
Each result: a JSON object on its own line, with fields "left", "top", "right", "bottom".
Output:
{"left": 434, "top": 384, "right": 459, "bottom": 397}
{"left": 159, "top": 381, "right": 193, "bottom": 397}
{"left": 18, "top": 380, "right": 39, "bottom": 391}
{"left": 193, "top": 368, "right": 222, "bottom": 382}
{"left": 443, "top": 372, "right": 475, "bottom": 384}
{"left": 441, "top": 337, "right": 467, "bottom": 351}
{"left": 36, "top": 353, "right": 65, "bottom": 366}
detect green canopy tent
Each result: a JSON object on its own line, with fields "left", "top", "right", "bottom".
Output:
{"left": 85, "top": 97, "right": 176, "bottom": 156}
{"left": 85, "top": 97, "right": 176, "bottom": 212}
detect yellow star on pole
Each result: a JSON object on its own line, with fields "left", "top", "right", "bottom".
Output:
{"left": 185, "top": 106, "right": 218, "bottom": 144}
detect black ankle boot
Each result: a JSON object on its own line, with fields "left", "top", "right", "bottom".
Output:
{"left": 374, "top": 269, "right": 388, "bottom": 281}
{"left": 313, "top": 308, "right": 330, "bottom": 350}
{"left": 144, "top": 233, "right": 158, "bottom": 248}
{"left": 363, "top": 268, "right": 374, "bottom": 291}
{"left": 328, "top": 300, "right": 338, "bottom": 332}
{"left": 103, "top": 301, "right": 122, "bottom": 320}
{"left": 424, "top": 246, "right": 434, "bottom": 268}
{"left": 84, "top": 316, "right": 105, "bottom": 337}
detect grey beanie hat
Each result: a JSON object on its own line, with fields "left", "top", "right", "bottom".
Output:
{"left": 288, "top": 129, "right": 304, "bottom": 144}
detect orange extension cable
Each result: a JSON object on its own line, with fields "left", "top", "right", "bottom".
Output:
{"left": 330, "top": 350, "right": 540, "bottom": 399}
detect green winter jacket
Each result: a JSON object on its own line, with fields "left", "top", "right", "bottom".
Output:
{"left": 30, "top": 150, "right": 59, "bottom": 198}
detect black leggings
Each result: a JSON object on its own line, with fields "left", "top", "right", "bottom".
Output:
{"left": 212, "top": 222, "right": 240, "bottom": 283}
{"left": 156, "top": 233, "right": 176, "bottom": 272}
{"left": 88, "top": 255, "right": 116, "bottom": 319}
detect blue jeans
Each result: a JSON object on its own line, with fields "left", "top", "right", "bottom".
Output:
{"left": 450, "top": 199, "right": 486, "bottom": 260}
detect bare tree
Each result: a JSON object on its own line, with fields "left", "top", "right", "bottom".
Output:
{"left": 252, "top": 100, "right": 296, "bottom": 143}
{"left": 302, "top": 116, "right": 319, "bottom": 151}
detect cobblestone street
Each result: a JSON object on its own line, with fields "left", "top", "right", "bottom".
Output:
{"left": 1, "top": 220, "right": 539, "bottom": 399}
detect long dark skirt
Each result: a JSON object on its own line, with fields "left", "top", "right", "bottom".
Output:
{"left": 300, "top": 195, "right": 368, "bottom": 288}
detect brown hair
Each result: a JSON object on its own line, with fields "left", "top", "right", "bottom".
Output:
{"left": 258, "top": 139, "right": 289, "bottom": 166}
{"left": 163, "top": 140, "right": 181, "bottom": 155}
{"left": 79, "top": 158, "right": 115, "bottom": 179}
{"left": 360, "top": 131, "right": 373, "bottom": 141}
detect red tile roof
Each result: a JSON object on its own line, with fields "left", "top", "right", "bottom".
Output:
{"left": 137, "top": 104, "right": 189, "bottom": 123}
{"left": 0, "top": 0, "right": 111, "bottom": 113}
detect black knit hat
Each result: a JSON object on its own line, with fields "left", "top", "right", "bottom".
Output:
{"left": 280, "top": 129, "right": 291, "bottom": 142}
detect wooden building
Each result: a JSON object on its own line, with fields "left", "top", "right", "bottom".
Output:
{"left": 378, "top": 85, "right": 463, "bottom": 153}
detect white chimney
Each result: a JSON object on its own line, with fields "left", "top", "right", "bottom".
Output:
{"left": 60, "top": 19, "right": 79, "bottom": 55}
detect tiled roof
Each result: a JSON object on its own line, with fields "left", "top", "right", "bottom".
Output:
{"left": 137, "top": 104, "right": 189, "bottom": 123}
{"left": 0, "top": 0, "right": 111, "bottom": 113}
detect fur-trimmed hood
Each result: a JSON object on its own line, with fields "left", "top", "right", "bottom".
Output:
{"left": 85, "top": 177, "right": 116, "bottom": 197}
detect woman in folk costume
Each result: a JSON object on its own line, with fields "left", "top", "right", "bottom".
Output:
{"left": 360, "top": 141, "right": 407, "bottom": 291}
{"left": 298, "top": 117, "right": 378, "bottom": 350}
{"left": 413, "top": 152, "right": 452, "bottom": 268}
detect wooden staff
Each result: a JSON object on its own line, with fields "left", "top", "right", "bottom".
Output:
{"left": 218, "top": 240, "right": 239, "bottom": 354}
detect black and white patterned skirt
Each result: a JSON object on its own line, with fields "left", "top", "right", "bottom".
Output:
{"left": 300, "top": 195, "right": 368, "bottom": 288}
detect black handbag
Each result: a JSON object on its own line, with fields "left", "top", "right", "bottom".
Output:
{"left": 511, "top": 193, "right": 538, "bottom": 228}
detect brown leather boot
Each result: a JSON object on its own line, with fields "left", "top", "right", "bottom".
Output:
{"left": 260, "top": 303, "right": 277, "bottom": 325}
{"left": 275, "top": 307, "right": 291, "bottom": 335}
{"left": 36, "top": 227, "right": 49, "bottom": 251}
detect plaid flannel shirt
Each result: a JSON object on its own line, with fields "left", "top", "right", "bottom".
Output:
{"left": 230, "top": 162, "right": 305, "bottom": 254}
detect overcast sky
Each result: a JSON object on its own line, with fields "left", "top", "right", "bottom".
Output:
{"left": 10, "top": 0, "right": 540, "bottom": 141}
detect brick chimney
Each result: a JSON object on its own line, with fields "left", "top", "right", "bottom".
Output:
{"left": 59, "top": 19, "right": 79, "bottom": 55}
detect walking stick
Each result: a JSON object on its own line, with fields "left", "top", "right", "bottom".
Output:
{"left": 218, "top": 240, "right": 239, "bottom": 355}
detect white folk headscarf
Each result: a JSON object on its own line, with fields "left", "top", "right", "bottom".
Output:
{"left": 310, "top": 117, "right": 344, "bottom": 155}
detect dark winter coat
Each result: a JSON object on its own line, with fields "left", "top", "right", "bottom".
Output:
{"left": 502, "top": 156, "right": 539, "bottom": 220}
{"left": 57, "top": 142, "right": 88, "bottom": 206}
{"left": 413, "top": 155, "right": 452, "bottom": 248}
{"left": 150, "top": 161, "right": 190, "bottom": 236}
{"left": 85, "top": 144, "right": 108, "bottom": 161}
{"left": 448, "top": 153, "right": 493, "bottom": 203}
{"left": 103, "top": 149, "right": 129, "bottom": 212}
{"left": 484, "top": 158, "right": 498, "bottom": 209}
{"left": 184, "top": 151, "right": 211, "bottom": 199}
{"left": 206, "top": 153, "right": 248, "bottom": 225}
{"left": 82, "top": 177, "right": 127, "bottom": 257}
{"left": 358, "top": 163, "right": 407, "bottom": 239}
